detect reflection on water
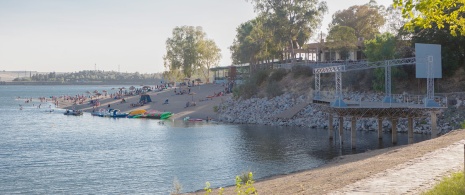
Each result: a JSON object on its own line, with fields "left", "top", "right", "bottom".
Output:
{"left": 0, "top": 85, "right": 430, "bottom": 194}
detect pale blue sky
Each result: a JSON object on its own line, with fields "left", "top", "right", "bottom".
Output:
{"left": 0, "top": 0, "right": 393, "bottom": 73}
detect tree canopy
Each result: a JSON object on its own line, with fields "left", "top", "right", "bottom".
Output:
{"left": 330, "top": 1, "right": 385, "bottom": 40}
{"left": 393, "top": 0, "right": 465, "bottom": 36}
{"left": 163, "top": 26, "right": 221, "bottom": 82}
{"left": 230, "top": 16, "right": 280, "bottom": 66}
{"left": 325, "top": 26, "right": 358, "bottom": 60}
{"left": 246, "top": 0, "right": 327, "bottom": 60}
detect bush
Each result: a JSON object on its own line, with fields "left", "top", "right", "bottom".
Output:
{"left": 291, "top": 65, "right": 313, "bottom": 78}
{"left": 424, "top": 172, "right": 464, "bottom": 195}
{"left": 461, "top": 120, "right": 465, "bottom": 129}
{"left": 233, "top": 69, "right": 269, "bottom": 99}
{"left": 266, "top": 80, "right": 283, "bottom": 98}
{"left": 253, "top": 69, "right": 270, "bottom": 86}
{"left": 233, "top": 80, "right": 259, "bottom": 99}
{"left": 268, "top": 68, "right": 288, "bottom": 82}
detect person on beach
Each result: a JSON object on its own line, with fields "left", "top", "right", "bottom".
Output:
{"left": 108, "top": 104, "right": 110, "bottom": 108}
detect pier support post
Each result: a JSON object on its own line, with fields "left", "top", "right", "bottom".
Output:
{"left": 431, "top": 111, "right": 438, "bottom": 138}
{"left": 377, "top": 117, "right": 383, "bottom": 139}
{"left": 351, "top": 117, "right": 356, "bottom": 149}
{"left": 329, "top": 114, "right": 334, "bottom": 140}
{"left": 408, "top": 117, "right": 414, "bottom": 144}
{"left": 339, "top": 116, "right": 344, "bottom": 146}
{"left": 391, "top": 118, "right": 398, "bottom": 144}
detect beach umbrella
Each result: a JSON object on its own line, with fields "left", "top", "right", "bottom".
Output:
{"left": 102, "top": 90, "right": 107, "bottom": 93}
{"left": 86, "top": 91, "right": 91, "bottom": 94}
{"left": 95, "top": 93, "right": 102, "bottom": 98}
{"left": 129, "top": 86, "right": 135, "bottom": 91}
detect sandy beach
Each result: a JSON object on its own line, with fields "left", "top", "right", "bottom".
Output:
{"left": 59, "top": 83, "right": 229, "bottom": 120}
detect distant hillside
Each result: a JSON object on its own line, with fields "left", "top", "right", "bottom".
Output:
{"left": 1, "top": 70, "right": 164, "bottom": 85}
{"left": 0, "top": 71, "right": 49, "bottom": 82}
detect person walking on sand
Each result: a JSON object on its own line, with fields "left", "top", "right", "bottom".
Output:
{"left": 108, "top": 104, "right": 111, "bottom": 108}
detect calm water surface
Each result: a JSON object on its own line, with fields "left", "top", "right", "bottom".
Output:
{"left": 0, "top": 85, "right": 430, "bottom": 194}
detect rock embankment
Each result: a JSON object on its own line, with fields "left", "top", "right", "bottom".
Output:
{"left": 218, "top": 92, "right": 465, "bottom": 134}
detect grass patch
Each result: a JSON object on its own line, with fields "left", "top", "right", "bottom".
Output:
{"left": 423, "top": 171, "right": 465, "bottom": 195}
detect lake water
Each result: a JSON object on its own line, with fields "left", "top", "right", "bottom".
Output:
{"left": 0, "top": 85, "right": 430, "bottom": 194}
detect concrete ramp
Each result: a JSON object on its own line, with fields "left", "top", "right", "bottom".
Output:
{"left": 272, "top": 102, "right": 310, "bottom": 119}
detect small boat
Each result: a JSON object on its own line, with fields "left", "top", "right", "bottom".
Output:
{"left": 143, "top": 111, "right": 172, "bottom": 119}
{"left": 64, "top": 109, "right": 83, "bottom": 116}
{"left": 105, "top": 109, "right": 128, "bottom": 118}
{"left": 91, "top": 108, "right": 107, "bottom": 117}
{"left": 183, "top": 116, "right": 203, "bottom": 122}
{"left": 128, "top": 110, "right": 172, "bottom": 119}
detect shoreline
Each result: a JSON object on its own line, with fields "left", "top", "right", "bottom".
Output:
{"left": 58, "top": 83, "right": 229, "bottom": 121}
{"left": 188, "top": 129, "right": 465, "bottom": 194}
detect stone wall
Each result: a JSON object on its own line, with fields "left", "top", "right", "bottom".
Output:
{"left": 218, "top": 92, "right": 465, "bottom": 134}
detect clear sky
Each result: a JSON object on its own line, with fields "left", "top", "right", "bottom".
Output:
{"left": 0, "top": 0, "right": 393, "bottom": 73}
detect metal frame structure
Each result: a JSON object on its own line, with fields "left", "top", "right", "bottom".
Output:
{"left": 310, "top": 57, "right": 443, "bottom": 107}
{"left": 425, "top": 55, "right": 440, "bottom": 107}
{"left": 314, "top": 73, "right": 321, "bottom": 100}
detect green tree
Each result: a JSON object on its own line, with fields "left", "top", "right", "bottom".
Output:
{"left": 330, "top": 1, "right": 385, "bottom": 40}
{"left": 231, "top": 16, "right": 275, "bottom": 65}
{"left": 197, "top": 39, "right": 221, "bottom": 83}
{"left": 164, "top": 26, "right": 221, "bottom": 82}
{"left": 164, "top": 26, "right": 205, "bottom": 79}
{"left": 247, "top": 0, "right": 327, "bottom": 62}
{"left": 393, "top": 0, "right": 465, "bottom": 36}
{"left": 403, "top": 24, "right": 465, "bottom": 76}
{"left": 325, "top": 26, "right": 358, "bottom": 60}
{"left": 364, "top": 32, "right": 397, "bottom": 91}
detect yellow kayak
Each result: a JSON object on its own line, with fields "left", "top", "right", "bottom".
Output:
{"left": 129, "top": 109, "right": 146, "bottom": 116}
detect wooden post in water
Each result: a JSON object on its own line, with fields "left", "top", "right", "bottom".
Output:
{"left": 329, "top": 114, "right": 333, "bottom": 140}
{"left": 431, "top": 111, "right": 438, "bottom": 138}
{"left": 339, "top": 116, "right": 344, "bottom": 146}
{"left": 377, "top": 117, "right": 383, "bottom": 139}
{"left": 408, "top": 117, "right": 414, "bottom": 144}
{"left": 391, "top": 118, "right": 398, "bottom": 145}
{"left": 351, "top": 117, "right": 356, "bottom": 149}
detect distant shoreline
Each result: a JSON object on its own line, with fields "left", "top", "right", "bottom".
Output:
{"left": 0, "top": 81, "right": 160, "bottom": 85}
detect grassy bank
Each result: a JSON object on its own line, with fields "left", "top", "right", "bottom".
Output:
{"left": 424, "top": 171, "right": 465, "bottom": 195}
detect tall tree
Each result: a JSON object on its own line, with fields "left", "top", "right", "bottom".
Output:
{"left": 163, "top": 26, "right": 220, "bottom": 81}
{"left": 197, "top": 39, "right": 221, "bottom": 83}
{"left": 247, "top": 0, "right": 327, "bottom": 62}
{"left": 325, "top": 26, "right": 358, "bottom": 60}
{"left": 393, "top": 0, "right": 465, "bottom": 36}
{"left": 330, "top": 1, "right": 385, "bottom": 40}
{"left": 383, "top": 5, "right": 407, "bottom": 37}
{"left": 230, "top": 16, "right": 279, "bottom": 68}
{"left": 230, "top": 18, "right": 262, "bottom": 65}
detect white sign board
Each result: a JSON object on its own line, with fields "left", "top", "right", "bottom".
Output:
{"left": 415, "top": 43, "right": 442, "bottom": 78}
